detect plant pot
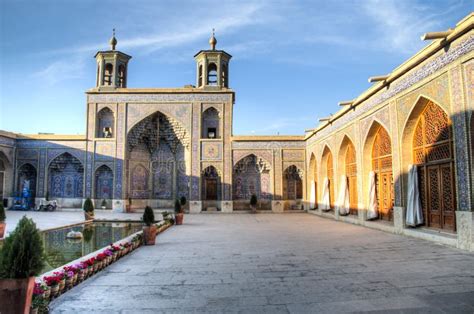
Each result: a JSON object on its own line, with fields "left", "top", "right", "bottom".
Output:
{"left": 143, "top": 225, "right": 157, "bottom": 245}
{"left": 43, "top": 287, "right": 51, "bottom": 300}
{"left": 50, "top": 285, "right": 59, "bottom": 298}
{"left": 175, "top": 213, "right": 184, "bottom": 225}
{"left": 84, "top": 211, "right": 94, "bottom": 221}
{"left": 78, "top": 271, "right": 85, "bottom": 282}
{"left": 30, "top": 307, "right": 38, "bottom": 314}
{"left": 250, "top": 205, "right": 257, "bottom": 213}
{"left": 88, "top": 266, "right": 93, "bottom": 276}
{"left": 0, "top": 221, "right": 5, "bottom": 238}
{"left": 66, "top": 277, "right": 73, "bottom": 288}
{"left": 59, "top": 279, "right": 66, "bottom": 292}
{"left": 0, "top": 277, "right": 35, "bottom": 314}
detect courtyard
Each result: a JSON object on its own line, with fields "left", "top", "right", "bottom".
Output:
{"left": 49, "top": 214, "right": 474, "bottom": 313}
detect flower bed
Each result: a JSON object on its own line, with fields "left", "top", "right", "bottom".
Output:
{"left": 32, "top": 220, "right": 172, "bottom": 311}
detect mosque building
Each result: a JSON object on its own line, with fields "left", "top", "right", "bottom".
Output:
{"left": 0, "top": 13, "right": 473, "bottom": 251}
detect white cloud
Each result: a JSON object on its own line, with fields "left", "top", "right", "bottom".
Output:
{"left": 32, "top": 57, "right": 86, "bottom": 85}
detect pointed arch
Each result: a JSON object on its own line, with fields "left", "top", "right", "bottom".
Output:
{"left": 95, "top": 164, "right": 113, "bottom": 200}
{"left": 283, "top": 165, "right": 303, "bottom": 200}
{"left": 96, "top": 107, "right": 115, "bottom": 138}
{"left": 232, "top": 154, "right": 272, "bottom": 201}
{"left": 202, "top": 165, "right": 221, "bottom": 201}
{"left": 338, "top": 135, "right": 358, "bottom": 215}
{"left": 321, "top": 145, "right": 334, "bottom": 209}
{"left": 48, "top": 152, "right": 84, "bottom": 198}
{"left": 202, "top": 107, "right": 220, "bottom": 139}
{"left": 308, "top": 153, "right": 317, "bottom": 208}
{"left": 402, "top": 97, "right": 455, "bottom": 231}
{"left": 17, "top": 163, "right": 37, "bottom": 201}
{"left": 363, "top": 121, "right": 393, "bottom": 221}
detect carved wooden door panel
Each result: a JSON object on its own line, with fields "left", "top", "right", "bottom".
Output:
{"left": 345, "top": 143, "right": 358, "bottom": 215}
{"left": 372, "top": 126, "right": 393, "bottom": 221}
{"left": 327, "top": 152, "right": 334, "bottom": 208}
{"left": 205, "top": 179, "right": 217, "bottom": 200}
{"left": 413, "top": 101, "right": 455, "bottom": 231}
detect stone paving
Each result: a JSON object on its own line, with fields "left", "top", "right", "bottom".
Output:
{"left": 49, "top": 214, "right": 474, "bottom": 313}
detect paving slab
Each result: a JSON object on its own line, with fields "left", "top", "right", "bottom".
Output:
{"left": 49, "top": 214, "right": 474, "bottom": 313}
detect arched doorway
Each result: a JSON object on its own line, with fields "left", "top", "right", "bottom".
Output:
{"left": 202, "top": 166, "right": 221, "bottom": 201}
{"left": 283, "top": 165, "right": 303, "bottom": 200}
{"left": 48, "top": 153, "right": 84, "bottom": 198}
{"left": 372, "top": 126, "right": 393, "bottom": 221}
{"left": 95, "top": 165, "right": 113, "bottom": 200}
{"left": 308, "top": 153, "right": 317, "bottom": 209}
{"left": 412, "top": 101, "right": 455, "bottom": 231}
{"left": 17, "top": 163, "right": 37, "bottom": 201}
{"left": 345, "top": 141, "right": 358, "bottom": 215}
{"left": 321, "top": 146, "right": 334, "bottom": 210}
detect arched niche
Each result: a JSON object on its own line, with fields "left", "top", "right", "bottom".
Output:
{"left": 48, "top": 152, "right": 84, "bottom": 198}
{"left": 320, "top": 146, "right": 334, "bottom": 209}
{"left": 232, "top": 154, "right": 272, "bottom": 201}
{"left": 96, "top": 107, "right": 114, "bottom": 138}
{"left": 201, "top": 107, "right": 220, "bottom": 139}
{"left": 363, "top": 121, "right": 393, "bottom": 221}
{"left": 17, "top": 163, "right": 37, "bottom": 200}
{"left": 308, "top": 153, "right": 317, "bottom": 208}
{"left": 338, "top": 135, "right": 358, "bottom": 215}
{"left": 283, "top": 165, "right": 303, "bottom": 200}
{"left": 95, "top": 165, "right": 113, "bottom": 200}
{"left": 401, "top": 97, "right": 456, "bottom": 231}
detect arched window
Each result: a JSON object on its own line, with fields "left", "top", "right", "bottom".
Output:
{"left": 283, "top": 165, "right": 303, "bottom": 200}
{"left": 95, "top": 165, "right": 113, "bottom": 200}
{"left": 207, "top": 63, "right": 217, "bottom": 86}
{"left": 118, "top": 64, "right": 126, "bottom": 87}
{"left": 327, "top": 151, "right": 334, "bottom": 208}
{"left": 104, "top": 63, "right": 113, "bottom": 85}
{"left": 201, "top": 107, "right": 220, "bottom": 139}
{"left": 372, "top": 126, "right": 393, "bottom": 221}
{"left": 198, "top": 64, "right": 203, "bottom": 87}
{"left": 96, "top": 107, "right": 114, "bottom": 138}
{"left": 412, "top": 101, "right": 455, "bottom": 231}
{"left": 222, "top": 63, "right": 228, "bottom": 87}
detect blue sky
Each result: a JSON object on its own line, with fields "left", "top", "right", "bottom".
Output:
{"left": 0, "top": 0, "right": 471, "bottom": 136}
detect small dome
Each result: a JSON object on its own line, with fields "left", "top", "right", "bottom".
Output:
{"left": 209, "top": 29, "right": 217, "bottom": 50}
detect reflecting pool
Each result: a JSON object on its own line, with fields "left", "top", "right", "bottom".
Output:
{"left": 41, "top": 221, "right": 143, "bottom": 274}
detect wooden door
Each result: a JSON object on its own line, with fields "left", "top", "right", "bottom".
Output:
{"left": 327, "top": 152, "right": 334, "bottom": 208}
{"left": 345, "top": 143, "right": 358, "bottom": 215}
{"left": 205, "top": 179, "right": 217, "bottom": 200}
{"left": 372, "top": 126, "right": 393, "bottom": 221}
{"left": 413, "top": 101, "right": 456, "bottom": 231}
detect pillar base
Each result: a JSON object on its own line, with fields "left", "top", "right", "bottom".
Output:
{"left": 221, "top": 201, "right": 233, "bottom": 213}
{"left": 393, "top": 206, "right": 404, "bottom": 234}
{"left": 189, "top": 201, "right": 202, "bottom": 213}
{"left": 456, "top": 211, "right": 473, "bottom": 251}
{"left": 272, "top": 200, "right": 284, "bottom": 213}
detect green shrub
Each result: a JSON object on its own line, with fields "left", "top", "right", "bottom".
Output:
{"left": 83, "top": 226, "right": 94, "bottom": 243}
{"left": 83, "top": 198, "right": 94, "bottom": 213}
{"left": 174, "top": 199, "right": 182, "bottom": 214}
{"left": 142, "top": 206, "right": 155, "bottom": 226}
{"left": 0, "top": 216, "right": 44, "bottom": 278}
{"left": 0, "top": 203, "right": 5, "bottom": 222}
{"left": 180, "top": 196, "right": 187, "bottom": 206}
{"left": 45, "top": 191, "right": 49, "bottom": 201}
{"left": 250, "top": 194, "right": 258, "bottom": 206}
{"left": 101, "top": 199, "right": 107, "bottom": 207}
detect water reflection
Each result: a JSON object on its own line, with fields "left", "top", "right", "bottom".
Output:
{"left": 41, "top": 222, "right": 142, "bottom": 273}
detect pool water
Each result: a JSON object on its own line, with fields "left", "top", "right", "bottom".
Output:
{"left": 41, "top": 221, "right": 143, "bottom": 274}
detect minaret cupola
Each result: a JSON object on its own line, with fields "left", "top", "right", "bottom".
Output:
{"left": 194, "top": 29, "right": 232, "bottom": 88}
{"left": 94, "top": 29, "right": 132, "bottom": 89}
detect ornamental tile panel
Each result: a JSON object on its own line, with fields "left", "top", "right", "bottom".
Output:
{"left": 282, "top": 150, "right": 305, "bottom": 161}
{"left": 127, "top": 103, "right": 191, "bottom": 133}
{"left": 17, "top": 149, "right": 39, "bottom": 160}
{"left": 232, "top": 150, "right": 273, "bottom": 166}
{"left": 201, "top": 142, "right": 223, "bottom": 160}
{"left": 88, "top": 93, "right": 232, "bottom": 104}
{"left": 95, "top": 142, "right": 115, "bottom": 161}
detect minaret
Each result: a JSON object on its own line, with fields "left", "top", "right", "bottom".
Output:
{"left": 94, "top": 29, "right": 132, "bottom": 89}
{"left": 194, "top": 29, "right": 232, "bottom": 88}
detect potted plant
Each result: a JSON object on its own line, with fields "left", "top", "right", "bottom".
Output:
{"left": 250, "top": 194, "right": 258, "bottom": 213}
{"left": 142, "top": 206, "right": 157, "bottom": 245}
{"left": 31, "top": 282, "right": 47, "bottom": 314}
{"left": 180, "top": 196, "right": 187, "bottom": 211}
{"left": 101, "top": 199, "right": 107, "bottom": 209}
{"left": 0, "top": 203, "right": 5, "bottom": 238}
{"left": 83, "top": 198, "right": 95, "bottom": 220}
{"left": 175, "top": 199, "right": 184, "bottom": 225}
{"left": 0, "top": 216, "right": 45, "bottom": 314}
{"left": 45, "top": 191, "right": 49, "bottom": 201}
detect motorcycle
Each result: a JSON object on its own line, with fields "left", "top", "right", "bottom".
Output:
{"left": 36, "top": 199, "right": 58, "bottom": 211}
